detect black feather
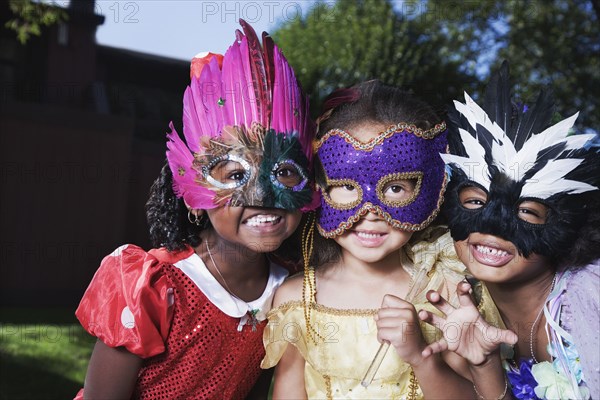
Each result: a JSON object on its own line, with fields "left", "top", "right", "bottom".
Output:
{"left": 475, "top": 124, "right": 497, "bottom": 166}
{"left": 446, "top": 107, "right": 468, "bottom": 156}
{"left": 484, "top": 61, "right": 513, "bottom": 134}
{"left": 482, "top": 61, "right": 555, "bottom": 152}
{"left": 521, "top": 141, "right": 568, "bottom": 181}
{"left": 511, "top": 89, "right": 555, "bottom": 151}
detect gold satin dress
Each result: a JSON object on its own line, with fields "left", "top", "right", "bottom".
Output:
{"left": 262, "top": 229, "right": 503, "bottom": 399}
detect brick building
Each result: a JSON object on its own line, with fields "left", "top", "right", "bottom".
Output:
{"left": 0, "top": 0, "right": 189, "bottom": 306}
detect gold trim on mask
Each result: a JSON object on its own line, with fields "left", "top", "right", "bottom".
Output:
{"left": 317, "top": 173, "right": 449, "bottom": 238}
{"left": 376, "top": 171, "right": 424, "bottom": 207}
{"left": 321, "top": 178, "right": 364, "bottom": 210}
{"left": 314, "top": 122, "right": 446, "bottom": 152}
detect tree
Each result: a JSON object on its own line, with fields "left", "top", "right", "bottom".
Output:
{"left": 5, "top": 0, "right": 67, "bottom": 44}
{"left": 274, "top": 0, "right": 599, "bottom": 131}
{"left": 272, "top": 0, "right": 477, "bottom": 117}
{"left": 425, "top": 0, "right": 600, "bottom": 131}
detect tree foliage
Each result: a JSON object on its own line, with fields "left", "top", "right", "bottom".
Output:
{"left": 5, "top": 0, "right": 67, "bottom": 44}
{"left": 272, "top": 0, "right": 477, "bottom": 117}
{"left": 274, "top": 0, "right": 599, "bottom": 131}
{"left": 427, "top": 0, "right": 600, "bottom": 131}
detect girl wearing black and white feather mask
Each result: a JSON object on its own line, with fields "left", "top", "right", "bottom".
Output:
{"left": 417, "top": 61, "right": 600, "bottom": 400}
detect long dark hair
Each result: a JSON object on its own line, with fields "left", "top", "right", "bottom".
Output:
{"left": 146, "top": 163, "right": 205, "bottom": 251}
{"left": 558, "top": 190, "right": 600, "bottom": 268}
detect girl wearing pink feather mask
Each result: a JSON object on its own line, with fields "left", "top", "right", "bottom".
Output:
{"left": 74, "top": 20, "right": 317, "bottom": 400}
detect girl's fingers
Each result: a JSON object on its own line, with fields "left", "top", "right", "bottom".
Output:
{"left": 498, "top": 328, "right": 518, "bottom": 346}
{"left": 376, "top": 317, "right": 420, "bottom": 330}
{"left": 418, "top": 309, "right": 446, "bottom": 327}
{"left": 377, "top": 307, "right": 414, "bottom": 320}
{"left": 421, "top": 339, "right": 448, "bottom": 357}
{"left": 376, "top": 327, "right": 398, "bottom": 344}
{"left": 381, "top": 294, "right": 411, "bottom": 309}
{"left": 425, "top": 290, "right": 455, "bottom": 316}
{"left": 457, "top": 281, "right": 476, "bottom": 308}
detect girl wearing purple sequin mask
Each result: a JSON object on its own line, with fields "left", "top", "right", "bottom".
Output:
{"left": 261, "top": 81, "right": 497, "bottom": 399}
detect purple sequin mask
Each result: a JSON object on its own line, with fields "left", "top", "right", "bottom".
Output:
{"left": 315, "top": 123, "right": 448, "bottom": 237}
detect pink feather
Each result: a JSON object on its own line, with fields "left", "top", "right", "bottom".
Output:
{"left": 240, "top": 19, "right": 269, "bottom": 128}
{"left": 262, "top": 31, "right": 275, "bottom": 123}
{"left": 166, "top": 123, "right": 216, "bottom": 209}
{"left": 238, "top": 37, "right": 257, "bottom": 127}
{"left": 182, "top": 84, "right": 202, "bottom": 153}
{"left": 222, "top": 37, "right": 250, "bottom": 129}
{"left": 166, "top": 20, "right": 316, "bottom": 210}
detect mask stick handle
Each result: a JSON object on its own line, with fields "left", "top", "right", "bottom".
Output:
{"left": 360, "top": 266, "right": 427, "bottom": 387}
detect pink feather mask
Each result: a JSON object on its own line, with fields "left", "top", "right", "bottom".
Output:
{"left": 166, "top": 20, "right": 317, "bottom": 211}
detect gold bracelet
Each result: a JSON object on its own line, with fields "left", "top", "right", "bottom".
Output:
{"left": 473, "top": 375, "right": 508, "bottom": 400}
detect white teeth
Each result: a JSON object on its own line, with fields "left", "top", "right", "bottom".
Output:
{"left": 245, "top": 215, "right": 281, "bottom": 227}
{"left": 356, "top": 232, "right": 383, "bottom": 239}
{"left": 475, "top": 245, "right": 508, "bottom": 257}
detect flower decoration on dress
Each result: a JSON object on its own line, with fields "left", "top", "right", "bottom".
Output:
{"left": 505, "top": 358, "right": 539, "bottom": 399}
{"left": 504, "top": 270, "right": 591, "bottom": 400}
{"left": 166, "top": 20, "right": 317, "bottom": 211}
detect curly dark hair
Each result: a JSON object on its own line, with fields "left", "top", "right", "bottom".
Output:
{"left": 146, "top": 163, "right": 206, "bottom": 251}
{"left": 310, "top": 80, "right": 446, "bottom": 266}
{"left": 557, "top": 190, "right": 600, "bottom": 268}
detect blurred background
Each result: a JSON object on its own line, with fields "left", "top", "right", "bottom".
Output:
{"left": 0, "top": 0, "right": 598, "bottom": 398}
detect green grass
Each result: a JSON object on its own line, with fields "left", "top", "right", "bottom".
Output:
{"left": 0, "top": 308, "right": 94, "bottom": 400}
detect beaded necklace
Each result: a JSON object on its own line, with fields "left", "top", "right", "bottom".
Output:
{"left": 204, "top": 240, "right": 261, "bottom": 331}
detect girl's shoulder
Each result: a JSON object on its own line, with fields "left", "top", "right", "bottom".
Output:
{"left": 96, "top": 243, "right": 195, "bottom": 271}
{"left": 565, "top": 259, "right": 600, "bottom": 283}
{"left": 562, "top": 260, "right": 600, "bottom": 309}
{"left": 75, "top": 244, "right": 195, "bottom": 358}
{"left": 272, "top": 271, "right": 304, "bottom": 308}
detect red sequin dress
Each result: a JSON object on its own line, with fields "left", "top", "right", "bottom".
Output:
{"left": 74, "top": 244, "right": 288, "bottom": 399}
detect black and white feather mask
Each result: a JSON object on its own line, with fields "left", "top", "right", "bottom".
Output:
{"left": 441, "top": 62, "right": 600, "bottom": 258}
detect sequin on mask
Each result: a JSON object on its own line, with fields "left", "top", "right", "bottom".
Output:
{"left": 315, "top": 123, "right": 448, "bottom": 237}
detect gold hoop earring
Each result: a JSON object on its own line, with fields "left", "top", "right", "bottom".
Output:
{"left": 188, "top": 210, "right": 202, "bottom": 225}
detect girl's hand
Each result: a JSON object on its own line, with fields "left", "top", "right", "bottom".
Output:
{"left": 375, "top": 294, "right": 427, "bottom": 366}
{"left": 418, "top": 281, "right": 517, "bottom": 366}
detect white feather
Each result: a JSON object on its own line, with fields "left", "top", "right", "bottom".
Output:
{"left": 520, "top": 159, "right": 598, "bottom": 198}
{"left": 511, "top": 113, "right": 579, "bottom": 180}
{"left": 440, "top": 128, "right": 491, "bottom": 190}
{"left": 456, "top": 93, "right": 517, "bottom": 173}
{"left": 453, "top": 94, "right": 594, "bottom": 198}
{"left": 560, "top": 133, "right": 596, "bottom": 151}
{"left": 490, "top": 135, "right": 517, "bottom": 173}
{"left": 440, "top": 154, "right": 490, "bottom": 190}
{"left": 456, "top": 94, "right": 508, "bottom": 141}
{"left": 521, "top": 179, "right": 597, "bottom": 199}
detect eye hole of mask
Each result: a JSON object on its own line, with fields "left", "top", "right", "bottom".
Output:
{"left": 376, "top": 172, "right": 422, "bottom": 207}
{"left": 271, "top": 160, "right": 308, "bottom": 191}
{"left": 204, "top": 155, "right": 251, "bottom": 189}
{"left": 381, "top": 179, "right": 417, "bottom": 203}
{"left": 458, "top": 185, "right": 488, "bottom": 210}
{"left": 516, "top": 200, "right": 548, "bottom": 224}
{"left": 325, "top": 179, "right": 363, "bottom": 208}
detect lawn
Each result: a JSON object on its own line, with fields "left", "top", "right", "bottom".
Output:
{"left": 0, "top": 308, "right": 94, "bottom": 400}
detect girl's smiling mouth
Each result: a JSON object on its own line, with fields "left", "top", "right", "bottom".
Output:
{"left": 351, "top": 229, "right": 389, "bottom": 247}
{"left": 468, "top": 239, "right": 515, "bottom": 267}
{"left": 243, "top": 214, "right": 282, "bottom": 227}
